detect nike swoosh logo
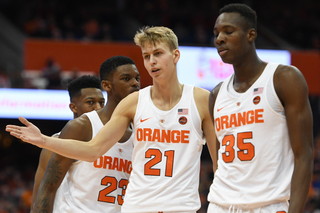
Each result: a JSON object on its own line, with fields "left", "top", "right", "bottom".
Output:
{"left": 140, "top": 118, "right": 151, "bottom": 123}
{"left": 217, "top": 106, "right": 227, "bottom": 112}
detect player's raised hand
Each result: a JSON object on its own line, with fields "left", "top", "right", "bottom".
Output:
{"left": 5, "top": 117, "right": 45, "bottom": 147}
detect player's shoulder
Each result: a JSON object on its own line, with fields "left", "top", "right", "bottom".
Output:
{"left": 274, "top": 64, "right": 307, "bottom": 89}
{"left": 192, "top": 86, "right": 209, "bottom": 104}
{"left": 193, "top": 86, "right": 210, "bottom": 104}
{"left": 193, "top": 86, "right": 210, "bottom": 97}
{"left": 275, "top": 64, "right": 303, "bottom": 79}
{"left": 192, "top": 86, "right": 212, "bottom": 119}
{"left": 69, "top": 113, "right": 91, "bottom": 126}
{"left": 60, "top": 114, "right": 92, "bottom": 137}
{"left": 273, "top": 64, "right": 308, "bottom": 102}
{"left": 59, "top": 114, "right": 93, "bottom": 140}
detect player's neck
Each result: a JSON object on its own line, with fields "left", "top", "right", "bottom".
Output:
{"left": 232, "top": 59, "right": 267, "bottom": 93}
{"left": 97, "top": 101, "right": 117, "bottom": 124}
{"left": 233, "top": 57, "right": 266, "bottom": 82}
{"left": 150, "top": 81, "right": 184, "bottom": 111}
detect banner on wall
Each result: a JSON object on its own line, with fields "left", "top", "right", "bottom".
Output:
{"left": 0, "top": 88, "right": 107, "bottom": 120}
{"left": 0, "top": 88, "right": 73, "bottom": 120}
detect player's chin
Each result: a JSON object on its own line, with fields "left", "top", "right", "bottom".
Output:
{"left": 220, "top": 55, "right": 236, "bottom": 65}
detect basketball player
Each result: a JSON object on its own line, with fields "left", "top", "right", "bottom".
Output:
{"left": 207, "top": 3, "right": 313, "bottom": 213}
{"left": 6, "top": 26, "right": 216, "bottom": 212}
{"left": 31, "top": 75, "right": 105, "bottom": 212}
{"left": 33, "top": 56, "right": 140, "bottom": 212}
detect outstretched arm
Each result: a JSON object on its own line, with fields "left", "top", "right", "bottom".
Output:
{"left": 275, "top": 65, "right": 313, "bottom": 213}
{"left": 6, "top": 93, "right": 137, "bottom": 162}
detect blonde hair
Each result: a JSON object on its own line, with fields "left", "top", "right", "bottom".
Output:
{"left": 134, "top": 26, "right": 179, "bottom": 51}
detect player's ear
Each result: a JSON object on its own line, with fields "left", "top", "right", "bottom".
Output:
{"left": 173, "top": 49, "right": 180, "bottom": 63}
{"left": 101, "top": 80, "right": 112, "bottom": 92}
{"left": 69, "top": 102, "right": 77, "bottom": 114}
{"left": 247, "top": 28, "right": 257, "bottom": 43}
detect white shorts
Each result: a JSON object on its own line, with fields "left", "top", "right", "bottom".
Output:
{"left": 207, "top": 202, "right": 289, "bottom": 213}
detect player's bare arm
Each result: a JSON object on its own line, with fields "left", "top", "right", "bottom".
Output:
{"left": 208, "top": 83, "right": 222, "bottom": 171}
{"left": 194, "top": 87, "right": 218, "bottom": 172}
{"left": 6, "top": 92, "right": 138, "bottom": 162}
{"left": 30, "top": 148, "right": 54, "bottom": 212}
{"left": 274, "top": 65, "right": 314, "bottom": 213}
{"left": 34, "top": 115, "right": 92, "bottom": 212}
{"left": 34, "top": 153, "right": 75, "bottom": 212}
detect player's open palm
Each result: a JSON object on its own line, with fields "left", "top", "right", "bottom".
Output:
{"left": 6, "top": 117, "right": 44, "bottom": 147}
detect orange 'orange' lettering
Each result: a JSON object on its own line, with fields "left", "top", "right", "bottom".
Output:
{"left": 215, "top": 109, "right": 265, "bottom": 132}
{"left": 136, "top": 128, "right": 189, "bottom": 143}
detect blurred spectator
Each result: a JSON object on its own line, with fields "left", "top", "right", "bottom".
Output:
{"left": 60, "top": 67, "right": 79, "bottom": 89}
{"left": 0, "top": 72, "right": 11, "bottom": 88}
{"left": 82, "top": 18, "right": 100, "bottom": 41}
{"left": 99, "top": 22, "right": 113, "bottom": 41}
{"left": 42, "top": 58, "right": 62, "bottom": 89}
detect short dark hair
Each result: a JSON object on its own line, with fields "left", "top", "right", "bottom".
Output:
{"left": 100, "top": 56, "right": 135, "bottom": 81}
{"left": 220, "top": 3, "right": 257, "bottom": 30}
{"left": 67, "top": 75, "right": 101, "bottom": 101}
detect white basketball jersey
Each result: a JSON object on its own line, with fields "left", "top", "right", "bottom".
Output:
{"left": 208, "top": 63, "right": 294, "bottom": 208}
{"left": 121, "top": 84, "right": 205, "bottom": 212}
{"left": 53, "top": 110, "right": 133, "bottom": 213}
